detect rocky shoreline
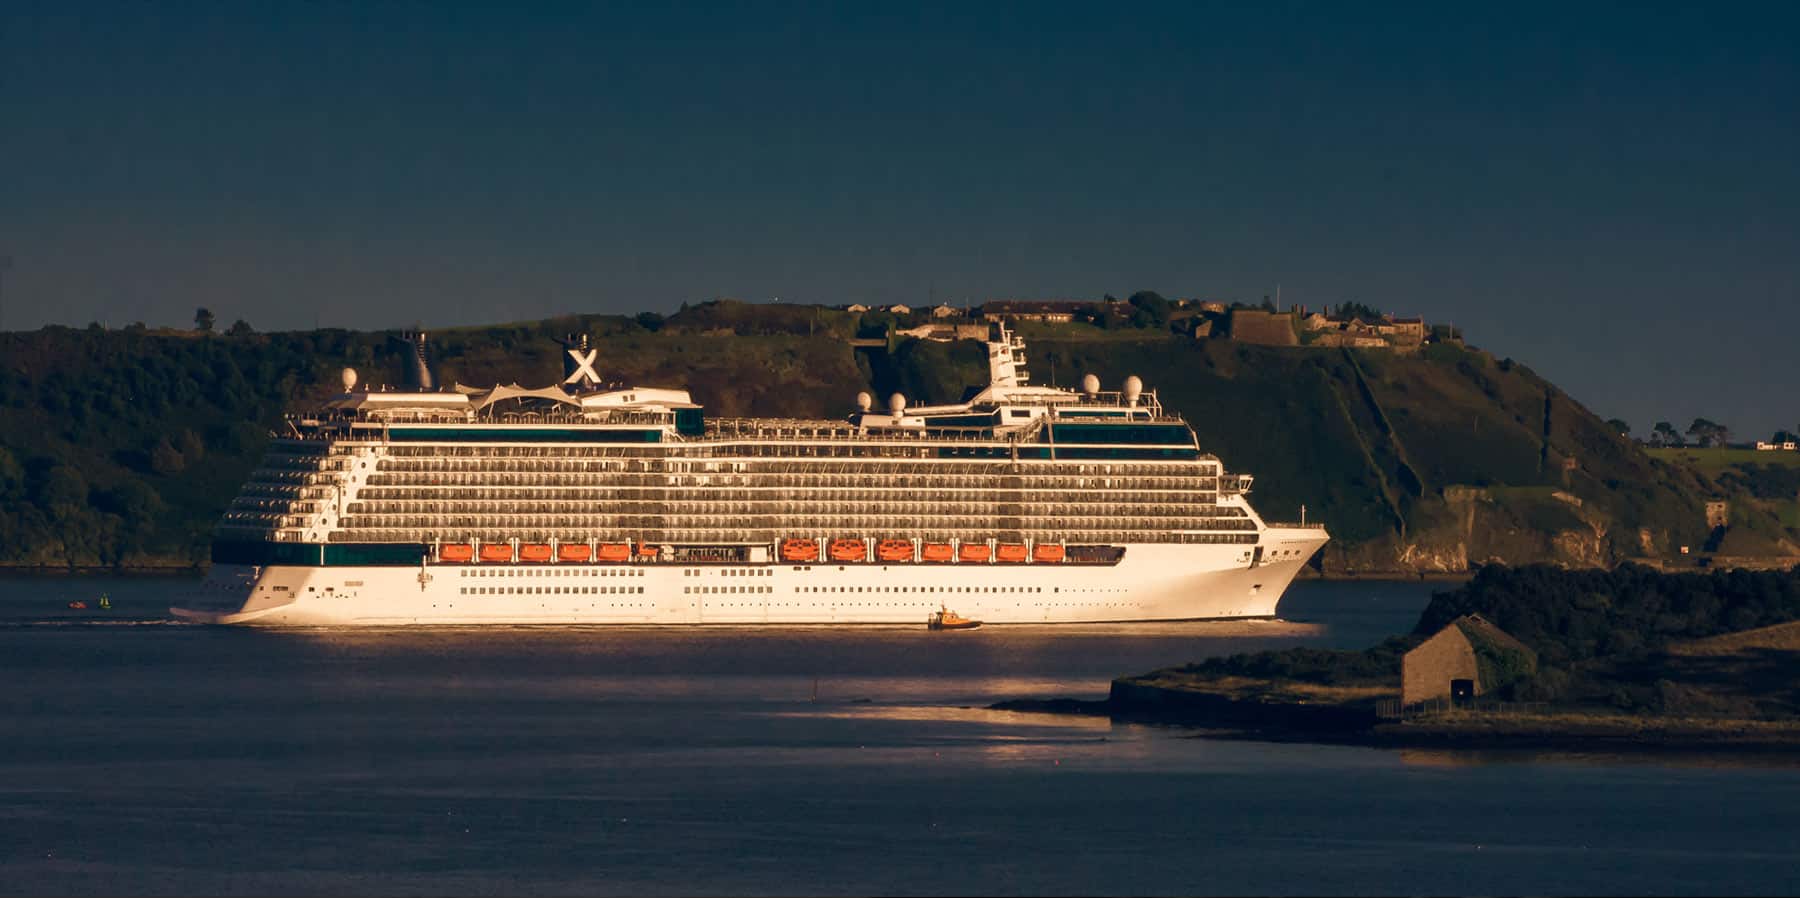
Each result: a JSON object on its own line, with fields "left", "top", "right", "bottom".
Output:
{"left": 993, "top": 683, "right": 1800, "bottom": 754}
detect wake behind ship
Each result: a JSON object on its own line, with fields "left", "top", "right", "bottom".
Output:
{"left": 173, "top": 324, "right": 1328, "bottom": 625}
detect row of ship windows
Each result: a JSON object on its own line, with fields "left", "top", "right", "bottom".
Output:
{"left": 462, "top": 586, "right": 644, "bottom": 595}
{"left": 301, "top": 530, "right": 1263, "bottom": 545}
{"left": 678, "top": 585, "right": 1057, "bottom": 595}
{"left": 458, "top": 568, "right": 644, "bottom": 578}
{"left": 331, "top": 518, "right": 1258, "bottom": 532}
{"left": 340, "top": 500, "right": 1237, "bottom": 515}
{"left": 359, "top": 474, "right": 1222, "bottom": 491}
{"left": 370, "top": 460, "right": 1209, "bottom": 482}
{"left": 349, "top": 486, "right": 1226, "bottom": 501}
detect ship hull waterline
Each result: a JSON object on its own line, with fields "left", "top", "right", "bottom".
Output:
{"left": 172, "top": 533, "right": 1327, "bottom": 627}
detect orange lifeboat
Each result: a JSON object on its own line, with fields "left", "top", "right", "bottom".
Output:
{"left": 480, "top": 543, "right": 515, "bottom": 563}
{"left": 781, "top": 539, "right": 820, "bottom": 562}
{"left": 829, "top": 539, "right": 867, "bottom": 562}
{"left": 558, "top": 544, "right": 592, "bottom": 563}
{"left": 596, "top": 543, "right": 631, "bottom": 562}
{"left": 876, "top": 539, "right": 915, "bottom": 562}
{"left": 637, "top": 544, "right": 660, "bottom": 558}
{"left": 519, "top": 543, "right": 553, "bottom": 563}
{"left": 995, "top": 543, "right": 1028, "bottom": 563}
{"left": 439, "top": 543, "right": 474, "bottom": 563}
{"left": 958, "top": 543, "right": 991, "bottom": 563}
{"left": 921, "top": 543, "right": 954, "bottom": 563}
{"left": 1033, "top": 544, "right": 1066, "bottom": 563}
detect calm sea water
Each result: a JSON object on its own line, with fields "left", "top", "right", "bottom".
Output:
{"left": 2, "top": 576, "right": 1798, "bottom": 896}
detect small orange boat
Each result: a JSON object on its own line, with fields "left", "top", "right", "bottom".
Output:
{"left": 958, "top": 543, "right": 991, "bottom": 563}
{"left": 1032, "top": 544, "right": 1065, "bottom": 563}
{"left": 519, "top": 543, "right": 553, "bottom": 563}
{"left": 876, "top": 539, "right": 914, "bottom": 562}
{"left": 480, "top": 543, "right": 515, "bottom": 562}
{"left": 829, "top": 538, "right": 867, "bottom": 562}
{"left": 597, "top": 543, "right": 632, "bottom": 562}
{"left": 927, "top": 606, "right": 981, "bottom": 630}
{"left": 558, "top": 544, "right": 592, "bottom": 563}
{"left": 638, "top": 544, "right": 660, "bottom": 558}
{"left": 781, "top": 538, "right": 820, "bottom": 562}
{"left": 995, "top": 543, "right": 1028, "bottom": 563}
{"left": 439, "top": 543, "right": 474, "bottom": 563}
{"left": 67, "top": 600, "right": 88, "bottom": 610}
{"left": 921, "top": 543, "right": 954, "bottom": 562}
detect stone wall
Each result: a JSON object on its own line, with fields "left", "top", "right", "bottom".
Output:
{"left": 1402, "top": 627, "right": 1478, "bottom": 705}
{"left": 1228, "top": 310, "right": 1298, "bottom": 346}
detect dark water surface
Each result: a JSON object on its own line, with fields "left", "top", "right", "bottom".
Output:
{"left": 2, "top": 576, "right": 1798, "bottom": 896}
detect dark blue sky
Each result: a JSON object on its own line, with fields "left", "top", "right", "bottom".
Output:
{"left": 3, "top": 3, "right": 1796, "bottom": 437}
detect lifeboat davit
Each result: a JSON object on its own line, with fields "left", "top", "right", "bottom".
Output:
{"left": 558, "top": 544, "right": 592, "bottom": 563}
{"left": 439, "top": 543, "right": 474, "bottom": 563}
{"left": 995, "top": 543, "right": 1028, "bottom": 563}
{"left": 876, "top": 539, "right": 914, "bottom": 562}
{"left": 781, "top": 539, "right": 820, "bottom": 562}
{"left": 921, "top": 543, "right": 954, "bottom": 562}
{"left": 479, "top": 544, "right": 515, "bottom": 562}
{"left": 597, "top": 543, "right": 632, "bottom": 562}
{"left": 1032, "top": 544, "right": 1066, "bottom": 563}
{"left": 958, "top": 543, "right": 991, "bottom": 563}
{"left": 829, "top": 539, "right": 867, "bottom": 562}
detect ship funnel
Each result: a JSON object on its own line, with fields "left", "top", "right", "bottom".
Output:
{"left": 402, "top": 331, "right": 434, "bottom": 390}
{"left": 562, "top": 334, "right": 601, "bottom": 387}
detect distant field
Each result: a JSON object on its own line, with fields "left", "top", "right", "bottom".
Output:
{"left": 1646, "top": 447, "right": 1800, "bottom": 472}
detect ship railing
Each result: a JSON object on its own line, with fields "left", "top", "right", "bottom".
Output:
{"left": 1264, "top": 521, "right": 1329, "bottom": 530}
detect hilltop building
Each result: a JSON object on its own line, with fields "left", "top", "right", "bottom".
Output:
{"left": 980, "top": 300, "right": 1085, "bottom": 323}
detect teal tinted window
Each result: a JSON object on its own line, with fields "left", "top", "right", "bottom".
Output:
{"left": 323, "top": 543, "right": 430, "bottom": 566}
{"left": 212, "top": 541, "right": 325, "bottom": 566}
{"left": 1048, "top": 424, "right": 1193, "bottom": 445}
{"left": 674, "top": 409, "right": 705, "bottom": 435}
{"left": 1055, "top": 447, "right": 1200, "bottom": 460}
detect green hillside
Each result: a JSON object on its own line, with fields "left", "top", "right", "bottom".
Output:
{"left": 0, "top": 303, "right": 1780, "bottom": 571}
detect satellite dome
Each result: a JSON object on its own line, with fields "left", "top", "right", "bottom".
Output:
{"left": 340, "top": 368, "right": 359, "bottom": 392}
{"left": 1123, "top": 375, "right": 1143, "bottom": 406}
{"left": 888, "top": 393, "right": 907, "bottom": 415}
{"left": 856, "top": 391, "right": 873, "bottom": 412}
{"left": 1081, "top": 373, "right": 1100, "bottom": 397}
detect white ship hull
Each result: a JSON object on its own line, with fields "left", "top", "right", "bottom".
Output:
{"left": 173, "top": 529, "right": 1327, "bottom": 627}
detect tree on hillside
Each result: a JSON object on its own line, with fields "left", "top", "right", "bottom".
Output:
{"left": 1651, "top": 421, "right": 1683, "bottom": 447}
{"left": 225, "top": 319, "right": 253, "bottom": 337}
{"left": 634, "top": 311, "right": 665, "bottom": 332}
{"left": 1774, "top": 430, "right": 1800, "bottom": 445}
{"left": 1127, "top": 291, "right": 1172, "bottom": 329}
{"left": 194, "top": 307, "right": 215, "bottom": 332}
{"left": 1686, "top": 418, "right": 1730, "bottom": 448}
{"left": 1332, "top": 301, "right": 1386, "bottom": 321}
{"left": 1605, "top": 418, "right": 1632, "bottom": 438}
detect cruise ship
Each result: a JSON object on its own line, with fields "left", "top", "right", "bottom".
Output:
{"left": 173, "top": 324, "right": 1328, "bottom": 625}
